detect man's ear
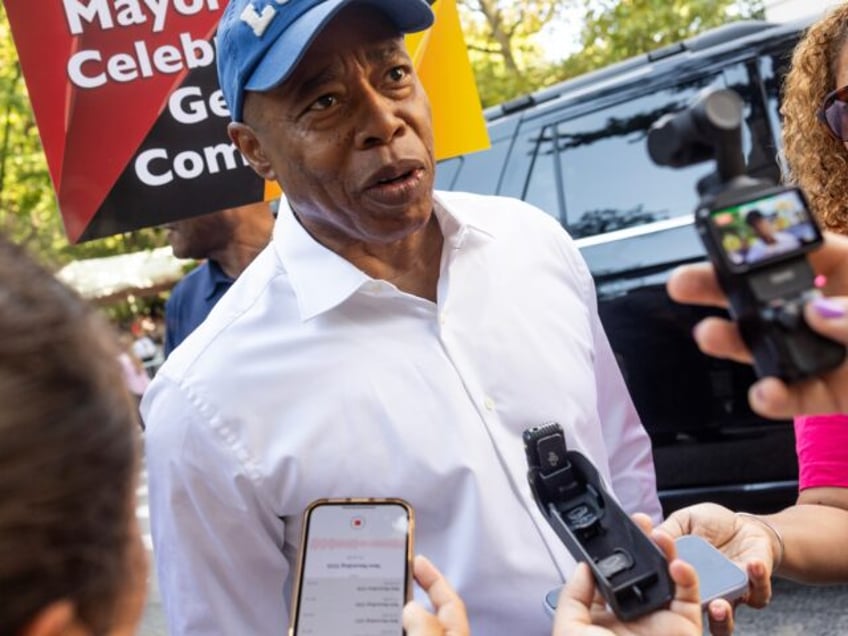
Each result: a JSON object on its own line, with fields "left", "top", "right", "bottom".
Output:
{"left": 229, "top": 122, "right": 277, "bottom": 182}
{"left": 20, "top": 600, "right": 88, "bottom": 636}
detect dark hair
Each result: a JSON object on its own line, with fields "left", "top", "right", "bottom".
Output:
{"left": 745, "top": 209, "right": 765, "bottom": 226}
{"left": 0, "top": 235, "right": 139, "bottom": 633}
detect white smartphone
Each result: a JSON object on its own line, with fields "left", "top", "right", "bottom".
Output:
{"left": 675, "top": 534, "right": 748, "bottom": 607}
{"left": 542, "top": 535, "right": 748, "bottom": 618}
{"left": 288, "top": 498, "right": 414, "bottom": 636}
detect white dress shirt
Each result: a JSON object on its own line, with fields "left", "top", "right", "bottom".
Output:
{"left": 142, "top": 190, "right": 661, "bottom": 636}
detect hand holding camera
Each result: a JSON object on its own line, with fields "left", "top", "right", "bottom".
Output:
{"left": 649, "top": 88, "right": 846, "bottom": 383}
{"left": 668, "top": 234, "right": 848, "bottom": 419}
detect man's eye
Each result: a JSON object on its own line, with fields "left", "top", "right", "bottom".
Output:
{"left": 311, "top": 95, "right": 337, "bottom": 111}
{"left": 388, "top": 66, "right": 409, "bottom": 82}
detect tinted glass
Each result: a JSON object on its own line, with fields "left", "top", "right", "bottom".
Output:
{"left": 553, "top": 77, "right": 722, "bottom": 238}
{"left": 446, "top": 137, "right": 512, "bottom": 195}
{"left": 523, "top": 125, "right": 562, "bottom": 223}
{"left": 722, "top": 62, "right": 780, "bottom": 184}
{"left": 435, "top": 157, "right": 462, "bottom": 190}
{"left": 497, "top": 122, "right": 543, "bottom": 199}
{"left": 759, "top": 41, "right": 800, "bottom": 174}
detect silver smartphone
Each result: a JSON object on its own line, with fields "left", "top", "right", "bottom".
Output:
{"left": 543, "top": 535, "right": 748, "bottom": 617}
{"left": 288, "top": 498, "right": 414, "bottom": 636}
{"left": 675, "top": 534, "right": 748, "bottom": 607}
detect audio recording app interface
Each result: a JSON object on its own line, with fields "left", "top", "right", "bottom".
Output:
{"left": 294, "top": 503, "right": 410, "bottom": 636}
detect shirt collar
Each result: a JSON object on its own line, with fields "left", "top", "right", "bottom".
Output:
{"left": 273, "top": 193, "right": 495, "bottom": 322}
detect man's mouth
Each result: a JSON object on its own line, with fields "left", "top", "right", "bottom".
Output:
{"left": 364, "top": 160, "right": 426, "bottom": 191}
{"left": 360, "top": 164, "right": 427, "bottom": 207}
{"left": 375, "top": 171, "right": 414, "bottom": 186}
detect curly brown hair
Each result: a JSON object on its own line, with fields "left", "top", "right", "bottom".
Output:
{"left": 782, "top": 4, "right": 848, "bottom": 231}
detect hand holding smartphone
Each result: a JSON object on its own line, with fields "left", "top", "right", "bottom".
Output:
{"left": 543, "top": 534, "right": 748, "bottom": 618}
{"left": 675, "top": 535, "right": 748, "bottom": 607}
{"left": 289, "top": 498, "right": 414, "bottom": 636}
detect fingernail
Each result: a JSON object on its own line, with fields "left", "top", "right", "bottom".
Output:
{"left": 812, "top": 297, "right": 846, "bottom": 319}
{"left": 691, "top": 322, "right": 704, "bottom": 341}
{"left": 711, "top": 604, "right": 727, "bottom": 621}
{"left": 751, "top": 384, "right": 766, "bottom": 406}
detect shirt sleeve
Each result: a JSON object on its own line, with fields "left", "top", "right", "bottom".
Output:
{"left": 542, "top": 210, "right": 662, "bottom": 523}
{"left": 142, "top": 376, "right": 290, "bottom": 635}
{"left": 591, "top": 306, "right": 663, "bottom": 524}
{"left": 794, "top": 414, "right": 848, "bottom": 490}
{"left": 568, "top": 236, "right": 662, "bottom": 523}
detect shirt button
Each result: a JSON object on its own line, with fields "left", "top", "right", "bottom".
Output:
{"left": 439, "top": 313, "right": 447, "bottom": 325}
{"left": 484, "top": 396, "right": 495, "bottom": 411}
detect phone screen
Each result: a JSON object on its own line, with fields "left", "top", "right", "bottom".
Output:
{"left": 291, "top": 500, "right": 412, "bottom": 636}
{"left": 707, "top": 188, "right": 820, "bottom": 272}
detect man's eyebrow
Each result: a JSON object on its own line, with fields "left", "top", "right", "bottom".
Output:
{"left": 292, "top": 65, "right": 339, "bottom": 99}
{"left": 287, "top": 40, "right": 409, "bottom": 99}
{"left": 366, "top": 40, "right": 408, "bottom": 65}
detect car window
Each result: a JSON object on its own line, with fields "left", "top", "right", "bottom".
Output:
{"left": 523, "top": 126, "right": 562, "bottom": 223}
{"left": 499, "top": 122, "right": 544, "bottom": 199}
{"left": 446, "top": 137, "right": 512, "bottom": 195}
{"left": 438, "top": 36, "right": 796, "bottom": 244}
{"left": 551, "top": 77, "right": 723, "bottom": 238}
{"left": 759, "top": 40, "right": 799, "bottom": 177}
{"left": 435, "top": 156, "right": 462, "bottom": 190}
{"left": 722, "top": 61, "right": 781, "bottom": 185}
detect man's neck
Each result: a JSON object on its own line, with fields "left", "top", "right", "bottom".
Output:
{"left": 345, "top": 214, "right": 443, "bottom": 302}
{"left": 300, "top": 212, "right": 444, "bottom": 302}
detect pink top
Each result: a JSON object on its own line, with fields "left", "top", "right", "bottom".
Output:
{"left": 794, "top": 414, "right": 848, "bottom": 490}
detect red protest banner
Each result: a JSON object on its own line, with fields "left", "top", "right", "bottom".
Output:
{"left": 6, "top": 1, "right": 486, "bottom": 243}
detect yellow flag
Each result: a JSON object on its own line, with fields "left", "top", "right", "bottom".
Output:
{"left": 407, "top": 0, "right": 490, "bottom": 160}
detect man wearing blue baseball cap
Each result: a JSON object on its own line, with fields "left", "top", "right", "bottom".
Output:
{"left": 142, "top": 1, "right": 661, "bottom": 635}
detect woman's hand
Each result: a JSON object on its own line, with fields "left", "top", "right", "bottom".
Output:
{"left": 554, "top": 514, "right": 734, "bottom": 636}
{"left": 659, "top": 503, "right": 777, "bottom": 608}
{"left": 667, "top": 232, "right": 848, "bottom": 419}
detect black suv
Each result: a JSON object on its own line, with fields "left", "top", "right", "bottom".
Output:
{"left": 437, "top": 16, "right": 821, "bottom": 515}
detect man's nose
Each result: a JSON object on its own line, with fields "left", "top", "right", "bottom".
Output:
{"left": 354, "top": 84, "right": 406, "bottom": 149}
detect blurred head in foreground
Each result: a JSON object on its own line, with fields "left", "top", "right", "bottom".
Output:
{"left": 0, "top": 235, "right": 147, "bottom": 635}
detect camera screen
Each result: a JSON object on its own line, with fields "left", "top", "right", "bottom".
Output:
{"left": 707, "top": 189, "right": 820, "bottom": 270}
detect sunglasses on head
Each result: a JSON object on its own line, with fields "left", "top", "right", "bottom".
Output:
{"left": 819, "top": 84, "right": 848, "bottom": 142}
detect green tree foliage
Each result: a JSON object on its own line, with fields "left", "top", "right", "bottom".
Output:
{"left": 458, "top": 0, "right": 570, "bottom": 107}
{"left": 461, "top": 0, "right": 766, "bottom": 108}
{"left": 0, "top": 5, "right": 165, "bottom": 269}
{"left": 561, "top": 0, "right": 766, "bottom": 78}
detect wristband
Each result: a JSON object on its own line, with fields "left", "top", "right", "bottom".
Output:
{"left": 735, "top": 512, "right": 785, "bottom": 572}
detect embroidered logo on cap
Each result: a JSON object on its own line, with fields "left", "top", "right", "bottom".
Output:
{"left": 240, "top": 0, "right": 291, "bottom": 37}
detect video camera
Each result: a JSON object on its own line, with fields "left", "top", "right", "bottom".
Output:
{"left": 648, "top": 88, "right": 845, "bottom": 381}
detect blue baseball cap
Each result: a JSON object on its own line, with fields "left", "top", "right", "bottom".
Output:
{"left": 217, "top": 0, "right": 435, "bottom": 122}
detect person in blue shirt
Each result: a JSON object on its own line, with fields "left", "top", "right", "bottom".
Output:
{"left": 163, "top": 201, "right": 274, "bottom": 356}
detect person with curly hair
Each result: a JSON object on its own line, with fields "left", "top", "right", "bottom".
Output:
{"left": 781, "top": 2, "right": 848, "bottom": 231}
{"left": 781, "top": 0, "right": 848, "bottom": 551}
{"left": 657, "top": 3, "right": 848, "bottom": 617}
